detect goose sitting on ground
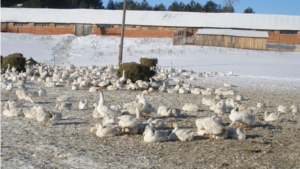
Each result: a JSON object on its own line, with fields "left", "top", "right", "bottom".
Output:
{"left": 5, "top": 82, "right": 13, "bottom": 95}
{"left": 195, "top": 115, "right": 227, "bottom": 140}
{"left": 157, "top": 106, "right": 182, "bottom": 117}
{"left": 48, "top": 110, "right": 62, "bottom": 124}
{"left": 36, "top": 106, "right": 52, "bottom": 126}
{"left": 79, "top": 99, "right": 88, "bottom": 110}
{"left": 71, "top": 84, "right": 79, "bottom": 90}
{"left": 54, "top": 102, "right": 72, "bottom": 111}
{"left": 143, "top": 125, "right": 169, "bottom": 143}
{"left": 227, "top": 126, "right": 246, "bottom": 140}
{"left": 92, "top": 103, "right": 102, "bottom": 119}
{"left": 38, "top": 87, "right": 47, "bottom": 100}
{"left": 278, "top": 105, "right": 289, "bottom": 113}
{"left": 56, "top": 95, "right": 70, "bottom": 102}
{"left": 229, "top": 107, "right": 255, "bottom": 131}
{"left": 169, "top": 123, "right": 197, "bottom": 141}
{"left": 147, "top": 118, "right": 166, "bottom": 130}
{"left": 96, "top": 88, "right": 119, "bottom": 117}
{"left": 89, "top": 86, "right": 100, "bottom": 92}
{"left": 16, "top": 86, "right": 34, "bottom": 104}
{"left": 89, "top": 123, "right": 123, "bottom": 138}
{"left": 2, "top": 102, "right": 23, "bottom": 117}
{"left": 23, "top": 106, "right": 38, "bottom": 118}
{"left": 257, "top": 100, "right": 266, "bottom": 109}
{"left": 290, "top": 105, "right": 299, "bottom": 114}
{"left": 6, "top": 100, "right": 23, "bottom": 109}
{"left": 126, "top": 90, "right": 155, "bottom": 116}
{"left": 264, "top": 111, "right": 279, "bottom": 122}
{"left": 117, "top": 107, "right": 141, "bottom": 134}
{"left": 182, "top": 103, "right": 200, "bottom": 112}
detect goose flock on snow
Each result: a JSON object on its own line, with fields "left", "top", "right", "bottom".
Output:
{"left": 1, "top": 62, "right": 299, "bottom": 143}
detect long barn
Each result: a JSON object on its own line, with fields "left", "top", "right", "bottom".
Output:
{"left": 1, "top": 8, "right": 300, "bottom": 45}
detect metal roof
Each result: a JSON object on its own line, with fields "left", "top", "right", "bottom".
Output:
{"left": 1, "top": 8, "right": 300, "bottom": 30}
{"left": 196, "top": 29, "right": 269, "bottom": 38}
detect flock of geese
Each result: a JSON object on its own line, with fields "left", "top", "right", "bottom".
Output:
{"left": 1, "top": 62, "right": 299, "bottom": 143}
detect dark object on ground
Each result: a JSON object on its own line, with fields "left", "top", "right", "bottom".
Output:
{"left": 1, "top": 53, "right": 26, "bottom": 72}
{"left": 140, "top": 57, "right": 158, "bottom": 68}
{"left": 117, "top": 62, "right": 156, "bottom": 82}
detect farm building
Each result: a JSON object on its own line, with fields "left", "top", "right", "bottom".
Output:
{"left": 1, "top": 8, "right": 300, "bottom": 46}
{"left": 194, "top": 29, "right": 269, "bottom": 50}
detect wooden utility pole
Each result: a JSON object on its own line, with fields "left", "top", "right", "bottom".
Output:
{"left": 118, "top": 0, "right": 127, "bottom": 65}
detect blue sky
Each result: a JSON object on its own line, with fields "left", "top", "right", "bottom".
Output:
{"left": 102, "top": 0, "right": 300, "bottom": 15}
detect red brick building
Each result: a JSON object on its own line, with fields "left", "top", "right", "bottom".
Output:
{"left": 1, "top": 8, "right": 300, "bottom": 44}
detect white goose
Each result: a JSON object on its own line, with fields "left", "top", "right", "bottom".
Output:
{"left": 264, "top": 111, "right": 279, "bottom": 122}
{"left": 5, "top": 82, "right": 13, "bottom": 95}
{"left": 229, "top": 107, "right": 255, "bottom": 130}
{"left": 36, "top": 106, "right": 52, "bottom": 126}
{"left": 119, "top": 70, "right": 127, "bottom": 84}
{"left": 290, "top": 105, "right": 299, "bottom": 114}
{"left": 2, "top": 103, "right": 23, "bottom": 117}
{"left": 38, "top": 87, "right": 47, "bottom": 100}
{"left": 157, "top": 106, "right": 182, "bottom": 117}
{"left": 117, "top": 107, "right": 141, "bottom": 134}
{"left": 182, "top": 103, "right": 200, "bottom": 112}
{"left": 143, "top": 125, "right": 169, "bottom": 143}
{"left": 54, "top": 102, "right": 72, "bottom": 111}
{"left": 23, "top": 106, "right": 38, "bottom": 118}
{"left": 79, "top": 99, "right": 88, "bottom": 110}
{"left": 195, "top": 115, "right": 227, "bottom": 140}
{"left": 147, "top": 118, "right": 166, "bottom": 130}
{"left": 89, "top": 123, "right": 123, "bottom": 138}
{"left": 96, "top": 89, "right": 119, "bottom": 117}
{"left": 126, "top": 90, "right": 155, "bottom": 116}
{"left": 278, "top": 105, "right": 289, "bottom": 113}
{"left": 227, "top": 126, "right": 246, "bottom": 140}
{"left": 92, "top": 103, "right": 102, "bottom": 119}
{"left": 169, "top": 123, "right": 196, "bottom": 141}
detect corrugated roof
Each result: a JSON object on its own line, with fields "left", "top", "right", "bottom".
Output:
{"left": 1, "top": 8, "right": 300, "bottom": 30}
{"left": 196, "top": 29, "right": 269, "bottom": 38}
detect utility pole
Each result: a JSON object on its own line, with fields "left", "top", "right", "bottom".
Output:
{"left": 118, "top": 0, "right": 127, "bottom": 65}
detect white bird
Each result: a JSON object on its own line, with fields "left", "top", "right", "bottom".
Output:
{"left": 229, "top": 107, "right": 255, "bottom": 131}
{"left": 38, "top": 87, "right": 47, "bottom": 100}
{"left": 227, "top": 126, "right": 246, "bottom": 140}
{"left": 117, "top": 107, "right": 141, "bottom": 134}
{"left": 195, "top": 115, "right": 226, "bottom": 141}
{"left": 143, "top": 125, "right": 169, "bottom": 143}
{"left": 36, "top": 106, "right": 52, "bottom": 126}
{"left": 54, "top": 102, "right": 72, "bottom": 111}
{"left": 2, "top": 103, "right": 23, "bottom": 117}
{"left": 257, "top": 100, "right": 266, "bottom": 109}
{"left": 79, "top": 99, "right": 88, "bottom": 110}
{"left": 119, "top": 70, "right": 127, "bottom": 84}
{"left": 89, "top": 123, "right": 123, "bottom": 138}
{"left": 278, "top": 105, "right": 289, "bottom": 113}
{"left": 23, "top": 106, "right": 38, "bottom": 118}
{"left": 147, "top": 118, "right": 166, "bottom": 130}
{"left": 290, "top": 105, "right": 299, "bottom": 114}
{"left": 264, "top": 111, "right": 279, "bottom": 122}
{"left": 56, "top": 95, "right": 70, "bottom": 102}
{"left": 48, "top": 110, "right": 62, "bottom": 124}
{"left": 182, "top": 103, "right": 200, "bottom": 112}
{"left": 5, "top": 82, "right": 13, "bottom": 95}
{"left": 169, "top": 123, "right": 196, "bottom": 141}
{"left": 96, "top": 89, "right": 119, "bottom": 117}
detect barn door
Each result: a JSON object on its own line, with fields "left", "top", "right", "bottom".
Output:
{"left": 75, "top": 24, "right": 92, "bottom": 36}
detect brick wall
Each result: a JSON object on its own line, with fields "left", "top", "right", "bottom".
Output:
{"left": 2, "top": 22, "right": 299, "bottom": 44}
{"left": 268, "top": 31, "right": 300, "bottom": 44}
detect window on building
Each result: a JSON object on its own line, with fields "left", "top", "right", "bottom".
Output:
{"left": 280, "top": 30, "right": 298, "bottom": 34}
{"left": 163, "top": 27, "right": 179, "bottom": 31}
{"left": 97, "top": 24, "right": 114, "bottom": 29}
{"left": 13, "top": 23, "right": 29, "bottom": 27}
{"left": 34, "top": 23, "right": 50, "bottom": 27}
{"left": 268, "top": 31, "right": 274, "bottom": 34}
{"left": 125, "top": 25, "right": 136, "bottom": 30}
{"left": 141, "top": 26, "right": 158, "bottom": 30}
{"left": 55, "top": 23, "right": 71, "bottom": 28}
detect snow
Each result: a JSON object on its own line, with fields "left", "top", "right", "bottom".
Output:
{"left": 2, "top": 8, "right": 300, "bottom": 30}
{"left": 196, "top": 29, "right": 268, "bottom": 38}
{"left": 1, "top": 32, "right": 300, "bottom": 81}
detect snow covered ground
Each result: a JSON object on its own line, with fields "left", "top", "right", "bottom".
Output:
{"left": 1, "top": 33, "right": 300, "bottom": 79}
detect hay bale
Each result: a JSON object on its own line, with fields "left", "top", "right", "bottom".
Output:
{"left": 117, "top": 62, "right": 155, "bottom": 82}
{"left": 26, "top": 57, "right": 39, "bottom": 66}
{"left": 140, "top": 57, "right": 158, "bottom": 68}
{"left": 1, "top": 53, "right": 26, "bottom": 72}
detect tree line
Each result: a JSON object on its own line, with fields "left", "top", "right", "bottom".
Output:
{"left": 1, "top": 0, "right": 255, "bottom": 13}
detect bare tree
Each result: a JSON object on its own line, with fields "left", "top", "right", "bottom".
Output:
{"left": 223, "top": 0, "right": 239, "bottom": 7}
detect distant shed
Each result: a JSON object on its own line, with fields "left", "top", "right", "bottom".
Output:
{"left": 195, "top": 29, "right": 269, "bottom": 50}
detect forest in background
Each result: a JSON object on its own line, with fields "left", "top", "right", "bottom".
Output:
{"left": 1, "top": 0, "right": 255, "bottom": 13}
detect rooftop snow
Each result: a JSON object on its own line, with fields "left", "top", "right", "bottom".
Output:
{"left": 196, "top": 29, "right": 269, "bottom": 38}
{"left": 1, "top": 8, "right": 300, "bottom": 30}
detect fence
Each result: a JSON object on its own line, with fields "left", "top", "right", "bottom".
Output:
{"left": 173, "top": 30, "right": 186, "bottom": 45}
